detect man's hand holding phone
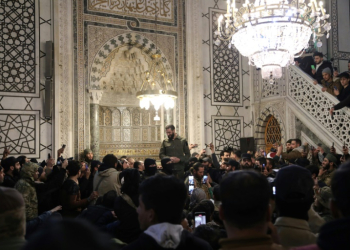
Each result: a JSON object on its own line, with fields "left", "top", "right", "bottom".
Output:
{"left": 57, "top": 144, "right": 66, "bottom": 158}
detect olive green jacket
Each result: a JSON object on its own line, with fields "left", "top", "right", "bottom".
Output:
{"left": 159, "top": 135, "right": 191, "bottom": 170}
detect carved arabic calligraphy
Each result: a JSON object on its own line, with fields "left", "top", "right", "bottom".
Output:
{"left": 88, "top": 0, "right": 173, "bottom": 20}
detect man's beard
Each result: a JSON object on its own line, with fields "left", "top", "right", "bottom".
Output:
{"left": 323, "top": 163, "right": 331, "bottom": 170}
{"left": 241, "top": 163, "right": 252, "bottom": 169}
{"left": 168, "top": 133, "right": 175, "bottom": 140}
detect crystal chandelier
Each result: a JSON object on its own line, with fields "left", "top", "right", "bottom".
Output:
{"left": 136, "top": 13, "right": 177, "bottom": 121}
{"left": 136, "top": 54, "right": 177, "bottom": 121}
{"left": 216, "top": 0, "right": 331, "bottom": 80}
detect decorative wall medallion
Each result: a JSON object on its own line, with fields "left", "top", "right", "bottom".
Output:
{"left": 211, "top": 116, "right": 244, "bottom": 153}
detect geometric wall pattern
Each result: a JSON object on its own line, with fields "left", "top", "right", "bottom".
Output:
{"left": 212, "top": 116, "right": 243, "bottom": 150}
{"left": 210, "top": 9, "right": 241, "bottom": 105}
{"left": 0, "top": 0, "right": 52, "bottom": 160}
{"left": 0, "top": 111, "right": 39, "bottom": 155}
{"left": 0, "top": 0, "right": 36, "bottom": 93}
{"left": 200, "top": 0, "right": 252, "bottom": 156}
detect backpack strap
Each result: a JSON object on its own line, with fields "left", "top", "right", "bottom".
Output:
{"left": 120, "top": 193, "right": 137, "bottom": 209}
{"left": 94, "top": 176, "right": 105, "bottom": 192}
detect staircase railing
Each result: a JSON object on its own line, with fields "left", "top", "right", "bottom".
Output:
{"left": 287, "top": 65, "right": 350, "bottom": 147}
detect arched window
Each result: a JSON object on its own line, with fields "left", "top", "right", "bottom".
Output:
{"left": 265, "top": 116, "right": 281, "bottom": 152}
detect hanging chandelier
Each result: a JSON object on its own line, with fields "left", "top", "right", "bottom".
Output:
{"left": 136, "top": 54, "right": 177, "bottom": 121}
{"left": 136, "top": 13, "right": 177, "bottom": 121}
{"left": 215, "top": 0, "right": 331, "bottom": 80}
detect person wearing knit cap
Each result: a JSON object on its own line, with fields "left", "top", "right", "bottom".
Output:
{"left": 312, "top": 52, "right": 333, "bottom": 84}
{"left": 318, "top": 67, "right": 343, "bottom": 96}
{"left": 83, "top": 149, "right": 94, "bottom": 167}
{"left": 318, "top": 153, "right": 337, "bottom": 187}
{"left": 0, "top": 187, "right": 26, "bottom": 250}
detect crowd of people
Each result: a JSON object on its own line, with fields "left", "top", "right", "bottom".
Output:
{"left": 294, "top": 51, "right": 350, "bottom": 114}
{"left": 1, "top": 124, "right": 350, "bottom": 250}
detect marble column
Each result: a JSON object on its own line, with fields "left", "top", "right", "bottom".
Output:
{"left": 164, "top": 108, "right": 174, "bottom": 127}
{"left": 186, "top": 0, "right": 204, "bottom": 147}
{"left": 89, "top": 90, "right": 103, "bottom": 160}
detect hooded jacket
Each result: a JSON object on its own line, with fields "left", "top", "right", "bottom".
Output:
{"left": 93, "top": 164, "right": 121, "bottom": 201}
{"left": 14, "top": 162, "right": 38, "bottom": 221}
{"left": 122, "top": 223, "right": 212, "bottom": 250}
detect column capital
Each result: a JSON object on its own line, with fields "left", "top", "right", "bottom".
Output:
{"left": 89, "top": 89, "right": 103, "bottom": 104}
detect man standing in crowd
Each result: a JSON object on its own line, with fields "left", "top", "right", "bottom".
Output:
{"left": 274, "top": 165, "right": 316, "bottom": 247}
{"left": 276, "top": 139, "right": 302, "bottom": 163}
{"left": 334, "top": 71, "right": 350, "bottom": 101}
{"left": 123, "top": 175, "right": 212, "bottom": 250}
{"left": 1, "top": 157, "right": 21, "bottom": 188}
{"left": 316, "top": 68, "right": 342, "bottom": 96}
{"left": 219, "top": 170, "right": 285, "bottom": 249}
{"left": 294, "top": 162, "right": 350, "bottom": 250}
{"left": 184, "top": 162, "right": 212, "bottom": 199}
{"left": 83, "top": 149, "right": 94, "bottom": 168}
{"left": 201, "top": 157, "right": 221, "bottom": 184}
{"left": 286, "top": 139, "right": 293, "bottom": 153}
{"left": 0, "top": 187, "right": 27, "bottom": 250}
{"left": 222, "top": 159, "right": 239, "bottom": 180}
{"left": 318, "top": 153, "right": 337, "bottom": 187}
{"left": 240, "top": 153, "right": 253, "bottom": 170}
{"left": 312, "top": 52, "right": 333, "bottom": 84}
{"left": 159, "top": 125, "right": 190, "bottom": 179}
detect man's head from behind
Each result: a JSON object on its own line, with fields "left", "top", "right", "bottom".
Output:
{"left": 102, "top": 154, "right": 118, "bottom": 168}
{"left": 137, "top": 175, "right": 187, "bottom": 230}
{"left": 219, "top": 170, "right": 270, "bottom": 230}
{"left": 0, "top": 187, "right": 26, "bottom": 240}
{"left": 274, "top": 165, "right": 314, "bottom": 220}
{"left": 165, "top": 124, "right": 175, "bottom": 140}
{"left": 330, "top": 162, "right": 350, "bottom": 218}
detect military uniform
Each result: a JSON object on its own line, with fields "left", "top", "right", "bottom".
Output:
{"left": 159, "top": 135, "right": 190, "bottom": 179}
{"left": 14, "top": 162, "right": 39, "bottom": 221}
{"left": 318, "top": 168, "right": 335, "bottom": 187}
{"left": 184, "top": 176, "right": 212, "bottom": 199}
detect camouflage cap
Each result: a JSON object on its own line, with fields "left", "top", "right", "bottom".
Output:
{"left": 84, "top": 149, "right": 93, "bottom": 155}
{"left": 316, "top": 186, "right": 332, "bottom": 209}
{"left": 325, "top": 153, "right": 337, "bottom": 163}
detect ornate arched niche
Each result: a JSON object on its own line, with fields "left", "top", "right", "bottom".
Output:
{"left": 90, "top": 33, "right": 172, "bottom": 160}
{"left": 255, "top": 106, "right": 286, "bottom": 152}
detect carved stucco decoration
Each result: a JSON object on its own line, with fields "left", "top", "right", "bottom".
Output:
{"left": 90, "top": 33, "right": 173, "bottom": 91}
{"left": 87, "top": 0, "right": 174, "bottom": 22}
